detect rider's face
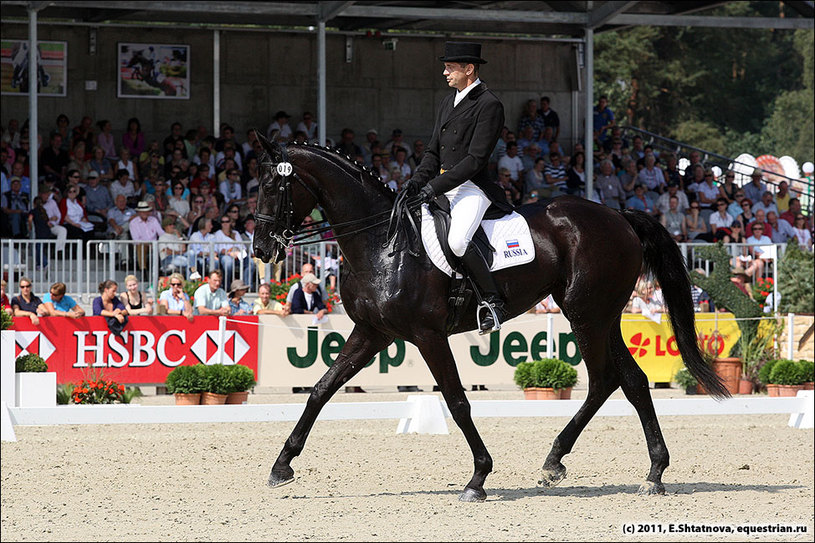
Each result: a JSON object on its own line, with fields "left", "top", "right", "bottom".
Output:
{"left": 443, "top": 63, "right": 472, "bottom": 91}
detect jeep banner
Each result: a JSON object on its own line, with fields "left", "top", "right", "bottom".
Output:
{"left": 12, "top": 316, "right": 259, "bottom": 384}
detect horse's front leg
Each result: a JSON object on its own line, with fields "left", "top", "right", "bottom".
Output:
{"left": 268, "top": 324, "right": 392, "bottom": 487}
{"left": 415, "top": 334, "right": 492, "bottom": 502}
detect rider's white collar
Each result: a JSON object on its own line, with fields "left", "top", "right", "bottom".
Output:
{"left": 454, "top": 78, "right": 481, "bottom": 107}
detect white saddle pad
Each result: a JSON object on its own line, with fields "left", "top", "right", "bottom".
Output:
{"left": 420, "top": 205, "right": 535, "bottom": 277}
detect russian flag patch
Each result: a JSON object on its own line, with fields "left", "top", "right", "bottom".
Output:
{"left": 506, "top": 239, "right": 519, "bottom": 249}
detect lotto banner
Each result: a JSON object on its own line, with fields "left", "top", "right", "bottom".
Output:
{"left": 620, "top": 313, "right": 741, "bottom": 383}
{"left": 12, "top": 316, "right": 258, "bottom": 384}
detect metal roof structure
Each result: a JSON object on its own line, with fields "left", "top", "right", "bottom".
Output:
{"left": 4, "top": 0, "right": 813, "bottom": 199}
{"left": 2, "top": 1, "right": 813, "bottom": 36}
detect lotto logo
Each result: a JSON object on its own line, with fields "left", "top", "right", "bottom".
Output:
{"left": 628, "top": 332, "right": 650, "bottom": 357}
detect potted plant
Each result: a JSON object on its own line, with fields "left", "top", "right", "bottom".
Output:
{"left": 14, "top": 353, "right": 57, "bottom": 407}
{"left": 758, "top": 358, "right": 781, "bottom": 397}
{"left": 201, "top": 363, "right": 231, "bottom": 404}
{"left": 70, "top": 374, "right": 125, "bottom": 404}
{"left": 547, "top": 359, "right": 578, "bottom": 399}
{"left": 799, "top": 360, "right": 814, "bottom": 390}
{"left": 674, "top": 367, "right": 698, "bottom": 395}
{"left": 513, "top": 361, "right": 542, "bottom": 399}
{"left": 225, "top": 364, "right": 256, "bottom": 404}
{"left": 165, "top": 364, "right": 205, "bottom": 405}
{"left": 768, "top": 359, "right": 806, "bottom": 397}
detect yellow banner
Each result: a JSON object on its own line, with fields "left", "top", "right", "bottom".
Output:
{"left": 620, "top": 313, "right": 741, "bottom": 383}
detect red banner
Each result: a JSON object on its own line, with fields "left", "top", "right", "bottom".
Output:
{"left": 12, "top": 316, "right": 259, "bottom": 384}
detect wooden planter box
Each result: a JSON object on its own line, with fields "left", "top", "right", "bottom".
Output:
{"left": 15, "top": 372, "right": 57, "bottom": 407}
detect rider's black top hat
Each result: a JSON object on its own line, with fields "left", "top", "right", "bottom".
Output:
{"left": 438, "top": 42, "right": 487, "bottom": 64}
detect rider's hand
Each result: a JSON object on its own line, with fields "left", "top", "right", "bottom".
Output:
{"left": 403, "top": 179, "right": 421, "bottom": 197}
{"left": 419, "top": 184, "right": 436, "bottom": 203}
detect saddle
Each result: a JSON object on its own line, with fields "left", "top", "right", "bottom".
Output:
{"left": 427, "top": 197, "right": 504, "bottom": 332}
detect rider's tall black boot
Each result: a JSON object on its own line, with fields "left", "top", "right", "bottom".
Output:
{"left": 459, "top": 242, "right": 507, "bottom": 334}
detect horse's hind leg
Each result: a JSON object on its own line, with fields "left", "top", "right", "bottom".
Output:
{"left": 540, "top": 324, "right": 620, "bottom": 488}
{"left": 268, "top": 325, "right": 392, "bottom": 488}
{"left": 416, "top": 335, "right": 492, "bottom": 502}
{"left": 610, "top": 327, "right": 669, "bottom": 495}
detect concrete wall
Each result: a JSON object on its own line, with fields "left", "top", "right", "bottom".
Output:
{"left": 2, "top": 25, "right": 585, "bottom": 153}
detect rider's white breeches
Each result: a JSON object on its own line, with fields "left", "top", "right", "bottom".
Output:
{"left": 444, "top": 180, "right": 492, "bottom": 257}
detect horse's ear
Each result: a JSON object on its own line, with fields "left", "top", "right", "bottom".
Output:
{"left": 254, "top": 129, "right": 282, "bottom": 161}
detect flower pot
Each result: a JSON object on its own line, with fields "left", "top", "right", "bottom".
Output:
{"left": 226, "top": 391, "right": 249, "bottom": 404}
{"left": 684, "top": 385, "right": 697, "bottom": 395}
{"left": 712, "top": 357, "right": 742, "bottom": 395}
{"left": 776, "top": 384, "right": 804, "bottom": 397}
{"left": 174, "top": 392, "right": 201, "bottom": 405}
{"left": 523, "top": 387, "right": 544, "bottom": 400}
{"left": 803, "top": 382, "right": 814, "bottom": 391}
{"left": 201, "top": 392, "right": 227, "bottom": 405}
{"left": 537, "top": 388, "right": 561, "bottom": 400}
{"left": 766, "top": 384, "right": 780, "bottom": 397}
{"left": 559, "top": 387, "right": 572, "bottom": 400}
{"left": 15, "top": 372, "right": 57, "bottom": 407}
{"left": 738, "top": 379, "right": 753, "bottom": 395}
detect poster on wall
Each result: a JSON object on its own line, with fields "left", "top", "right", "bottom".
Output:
{"left": 0, "top": 40, "right": 67, "bottom": 96}
{"left": 117, "top": 42, "right": 189, "bottom": 99}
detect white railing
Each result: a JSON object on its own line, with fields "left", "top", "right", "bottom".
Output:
{"left": 1, "top": 238, "right": 341, "bottom": 303}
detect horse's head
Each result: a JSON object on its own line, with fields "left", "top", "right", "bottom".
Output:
{"left": 253, "top": 131, "right": 319, "bottom": 264}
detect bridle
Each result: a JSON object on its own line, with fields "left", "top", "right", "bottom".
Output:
{"left": 254, "top": 143, "right": 424, "bottom": 256}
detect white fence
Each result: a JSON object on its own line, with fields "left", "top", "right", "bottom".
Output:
{"left": 1, "top": 238, "right": 341, "bottom": 303}
{"left": 3, "top": 393, "right": 812, "bottom": 443}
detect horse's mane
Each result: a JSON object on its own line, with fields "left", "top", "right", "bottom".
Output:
{"left": 287, "top": 142, "right": 398, "bottom": 203}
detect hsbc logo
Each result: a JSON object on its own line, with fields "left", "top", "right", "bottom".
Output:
{"left": 70, "top": 329, "right": 252, "bottom": 369}
{"left": 16, "top": 331, "right": 56, "bottom": 361}
{"left": 627, "top": 332, "right": 680, "bottom": 358}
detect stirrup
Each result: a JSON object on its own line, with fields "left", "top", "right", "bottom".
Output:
{"left": 476, "top": 300, "right": 502, "bottom": 335}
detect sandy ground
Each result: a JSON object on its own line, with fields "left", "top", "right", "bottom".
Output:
{"left": 2, "top": 387, "right": 813, "bottom": 542}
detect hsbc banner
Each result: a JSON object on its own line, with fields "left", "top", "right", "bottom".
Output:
{"left": 620, "top": 313, "right": 741, "bottom": 383}
{"left": 12, "top": 316, "right": 259, "bottom": 384}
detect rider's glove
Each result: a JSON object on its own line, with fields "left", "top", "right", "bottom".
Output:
{"left": 403, "top": 178, "right": 421, "bottom": 197}
{"left": 418, "top": 184, "right": 436, "bottom": 203}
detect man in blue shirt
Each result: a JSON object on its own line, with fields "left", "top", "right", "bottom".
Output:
{"left": 41, "top": 282, "right": 85, "bottom": 318}
{"left": 593, "top": 95, "right": 615, "bottom": 145}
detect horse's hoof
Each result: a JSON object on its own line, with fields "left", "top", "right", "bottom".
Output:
{"left": 268, "top": 468, "right": 295, "bottom": 488}
{"left": 538, "top": 464, "right": 567, "bottom": 487}
{"left": 636, "top": 481, "right": 665, "bottom": 496}
{"left": 458, "top": 487, "right": 487, "bottom": 502}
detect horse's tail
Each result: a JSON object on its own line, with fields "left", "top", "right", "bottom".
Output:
{"left": 620, "top": 209, "right": 729, "bottom": 399}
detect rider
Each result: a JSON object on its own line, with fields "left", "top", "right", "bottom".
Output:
{"left": 404, "top": 41, "right": 512, "bottom": 334}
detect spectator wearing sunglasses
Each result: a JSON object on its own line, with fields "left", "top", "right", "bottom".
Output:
{"left": 11, "top": 276, "right": 43, "bottom": 325}
{"left": 158, "top": 272, "right": 193, "bottom": 320}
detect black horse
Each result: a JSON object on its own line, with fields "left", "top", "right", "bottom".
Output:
{"left": 252, "top": 135, "right": 727, "bottom": 502}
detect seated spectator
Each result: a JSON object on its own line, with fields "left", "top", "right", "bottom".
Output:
{"left": 213, "top": 215, "right": 244, "bottom": 285}
{"left": 626, "top": 183, "right": 657, "bottom": 216}
{"left": 120, "top": 274, "right": 154, "bottom": 316}
{"left": 253, "top": 282, "right": 290, "bottom": 316}
{"left": 93, "top": 280, "right": 128, "bottom": 338}
{"left": 727, "top": 189, "right": 747, "bottom": 219}
{"left": 59, "top": 184, "right": 94, "bottom": 241}
{"left": 746, "top": 209, "right": 772, "bottom": 238}
{"left": 81, "top": 170, "right": 113, "bottom": 233}
{"left": 110, "top": 168, "right": 139, "bottom": 208}
{"left": 737, "top": 197, "right": 756, "bottom": 227}
{"left": 525, "top": 157, "right": 547, "bottom": 197}
{"left": 596, "top": 159, "right": 625, "bottom": 209}
{"left": 227, "top": 279, "right": 252, "bottom": 315}
{"left": 496, "top": 167, "right": 520, "bottom": 205}
{"left": 766, "top": 211, "right": 795, "bottom": 244}
{"left": 709, "top": 197, "right": 733, "bottom": 234}
{"left": 565, "top": 151, "right": 586, "bottom": 195}
{"left": 656, "top": 181, "right": 689, "bottom": 217}
{"left": 158, "top": 273, "right": 194, "bottom": 320}
{"left": 1, "top": 176, "right": 30, "bottom": 239}
{"left": 533, "top": 294, "right": 561, "bottom": 314}
{"left": 718, "top": 170, "right": 738, "bottom": 203}
{"left": 775, "top": 180, "right": 791, "bottom": 213}
{"left": 695, "top": 168, "right": 719, "bottom": 211}
{"left": 684, "top": 202, "right": 709, "bottom": 241}
{"left": 791, "top": 213, "right": 813, "bottom": 250}
{"left": 635, "top": 154, "right": 666, "bottom": 196}
{"left": 219, "top": 168, "right": 245, "bottom": 207}
{"left": 745, "top": 222, "right": 772, "bottom": 280}
{"left": 88, "top": 145, "right": 114, "bottom": 181}
{"left": 543, "top": 152, "right": 568, "bottom": 197}
{"left": 158, "top": 217, "right": 189, "bottom": 275}
{"left": 630, "top": 282, "right": 664, "bottom": 318}
{"left": 108, "top": 194, "right": 135, "bottom": 241}
{"left": 1, "top": 279, "right": 11, "bottom": 315}
{"left": 498, "top": 141, "right": 524, "bottom": 187}
{"left": 742, "top": 168, "right": 767, "bottom": 204}
{"left": 780, "top": 198, "right": 807, "bottom": 228}
{"left": 730, "top": 266, "right": 753, "bottom": 298}
{"left": 290, "top": 273, "right": 327, "bottom": 318}
{"left": 11, "top": 277, "right": 43, "bottom": 325}
{"left": 660, "top": 195, "right": 687, "bottom": 242}
{"left": 752, "top": 190, "right": 779, "bottom": 217}
{"left": 41, "top": 282, "right": 85, "bottom": 318}
{"left": 287, "top": 262, "right": 329, "bottom": 305}
{"left": 720, "top": 220, "right": 746, "bottom": 244}
{"left": 193, "top": 270, "right": 230, "bottom": 316}
{"left": 130, "top": 200, "right": 165, "bottom": 270}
